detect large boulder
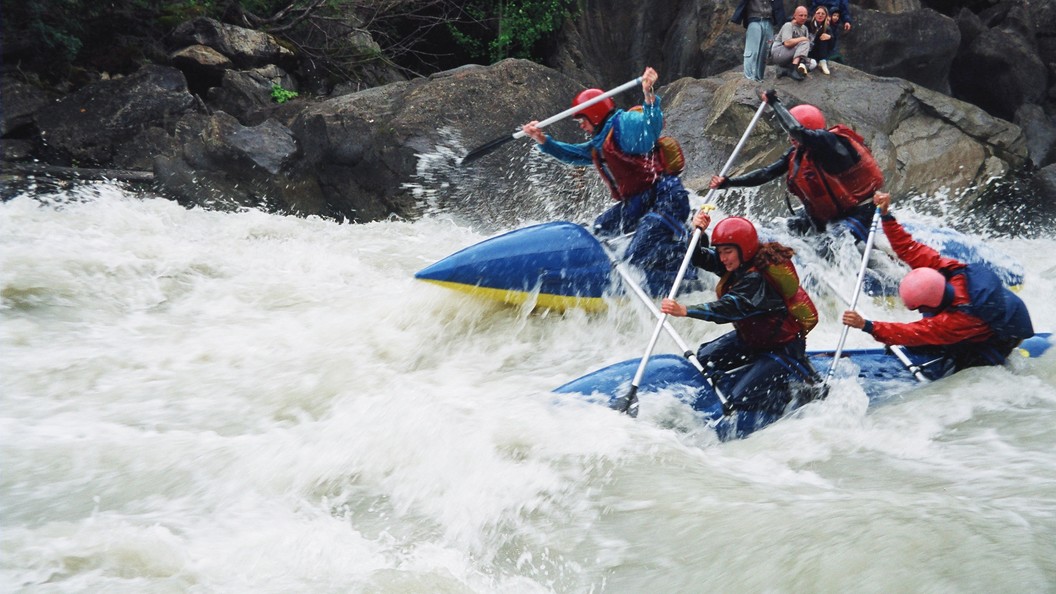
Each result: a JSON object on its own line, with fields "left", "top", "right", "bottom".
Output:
{"left": 949, "top": 1, "right": 1048, "bottom": 121}
{"left": 286, "top": 59, "right": 587, "bottom": 223}
{"left": 658, "top": 66, "right": 1028, "bottom": 218}
{"left": 169, "top": 17, "right": 295, "bottom": 70}
{"left": 153, "top": 111, "right": 324, "bottom": 215}
{"left": 839, "top": 8, "right": 960, "bottom": 94}
{"left": 33, "top": 65, "right": 199, "bottom": 169}
{"left": 549, "top": 0, "right": 736, "bottom": 89}
{"left": 153, "top": 59, "right": 588, "bottom": 223}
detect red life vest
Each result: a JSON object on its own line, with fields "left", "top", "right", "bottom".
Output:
{"left": 716, "top": 258, "right": 818, "bottom": 349}
{"left": 590, "top": 111, "right": 666, "bottom": 201}
{"left": 786, "top": 124, "right": 884, "bottom": 223}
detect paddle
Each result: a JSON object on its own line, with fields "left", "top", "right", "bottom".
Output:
{"left": 816, "top": 273, "right": 928, "bottom": 382}
{"left": 605, "top": 247, "right": 731, "bottom": 412}
{"left": 460, "top": 77, "right": 643, "bottom": 165}
{"left": 612, "top": 99, "right": 769, "bottom": 416}
{"left": 824, "top": 206, "right": 884, "bottom": 385}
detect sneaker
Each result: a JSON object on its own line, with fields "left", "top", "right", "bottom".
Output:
{"left": 796, "top": 62, "right": 809, "bottom": 76}
{"left": 820, "top": 60, "right": 830, "bottom": 75}
{"left": 808, "top": 58, "right": 817, "bottom": 71}
{"left": 790, "top": 68, "right": 805, "bottom": 81}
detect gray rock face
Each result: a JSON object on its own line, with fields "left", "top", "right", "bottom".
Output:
{"left": 33, "top": 65, "right": 198, "bottom": 168}
{"left": 840, "top": 8, "right": 960, "bottom": 94}
{"left": 658, "top": 68, "right": 1027, "bottom": 217}
{"left": 170, "top": 17, "right": 295, "bottom": 69}
{"left": 153, "top": 59, "right": 587, "bottom": 222}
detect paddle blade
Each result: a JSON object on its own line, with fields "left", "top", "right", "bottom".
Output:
{"left": 460, "top": 134, "right": 517, "bottom": 164}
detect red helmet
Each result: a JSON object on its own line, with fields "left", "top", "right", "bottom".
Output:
{"left": 572, "top": 89, "right": 615, "bottom": 127}
{"left": 789, "top": 104, "right": 826, "bottom": 130}
{"left": 711, "top": 217, "right": 759, "bottom": 262}
{"left": 899, "top": 268, "right": 948, "bottom": 310}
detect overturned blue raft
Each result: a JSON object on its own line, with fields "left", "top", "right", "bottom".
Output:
{"left": 416, "top": 220, "right": 1024, "bottom": 311}
{"left": 553, "top": 333, "right": 1052, "bottom": 441}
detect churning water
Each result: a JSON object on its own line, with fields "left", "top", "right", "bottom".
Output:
{"left": 2, "top": 177, "right": 1056, "bottom": 592}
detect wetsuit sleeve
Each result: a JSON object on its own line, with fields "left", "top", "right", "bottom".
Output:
{"left": 867, "top": 311, "right": 993, "bottom": 346}
{"left": 722, "top": 148, "right": 792, "bottom": 187}
{"left": 684, "top": 270, "right": 785, "bottom": 324}
{"left": 882, "top": 216, "right": 963, "bottom": 272}
{"left": 612, "top": 96, "right": 664, "bottom": 155}
{"left": 537, "top": 137, "right": 594, "bottom": 166}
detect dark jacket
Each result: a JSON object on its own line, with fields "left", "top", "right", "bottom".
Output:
{"left": 731, "top": 0, "right": 787, "bottom": 28}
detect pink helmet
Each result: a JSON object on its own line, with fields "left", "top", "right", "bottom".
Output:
{"left": 572, "top": 89, "right": 616, "bottom": 127}
{"left": 899, "top": 268, "right": 948, "bottom": 310}
{"left": 711, "top": 217, "right": 759, "bottom": 262}
{"left": 789, "top": 104, "right": 826, "bottom": 130}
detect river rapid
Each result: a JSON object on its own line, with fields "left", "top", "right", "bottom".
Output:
{"left": 3, "top": 177, "right": 1056, "bottom": 593}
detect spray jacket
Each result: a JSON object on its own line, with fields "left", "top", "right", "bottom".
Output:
{"left": 719, "top": 98, "right": 882, "bottom": 224}
{"left": 537, "top": 96, "right": 666, "bottom": 200}
{"left": 683, "top": 236, "right": 803, "bottom": 349}
{"left": 865, "top": 215, "right": 1033, "bottom": 346}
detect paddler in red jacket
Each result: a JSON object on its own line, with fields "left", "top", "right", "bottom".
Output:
{"left": 842, "top": 192, "right": 1034, "bottom": 375}
{"left": 661, "top": 211, "right": 821, "bottom": 414}
{"left": 708, "top": 89, "right": 884, "bottom": 239}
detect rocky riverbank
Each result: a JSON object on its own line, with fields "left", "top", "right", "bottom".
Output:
{"left": 3, "top": 1, "right": 1055, "bottom": 222}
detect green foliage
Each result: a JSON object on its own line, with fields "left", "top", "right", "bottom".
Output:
{"left": 448, "top": 0, "right": 576, "bottom": 63}
{"left": 270, "top": 84, "right": 300, "bottom": 103}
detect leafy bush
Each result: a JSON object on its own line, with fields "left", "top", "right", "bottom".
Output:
{"left": 270, "top": 83, "right": 299, "bottom": 103}
{"left": 447, "top": 0, "right": 576, "bottom": 63}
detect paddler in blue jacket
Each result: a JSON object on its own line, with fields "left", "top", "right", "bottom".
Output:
{"left": 522, "top": 67, "right": 691, "bottom": 294}
{"left": 660, "top": 211, "right": 821, "bottom": 414}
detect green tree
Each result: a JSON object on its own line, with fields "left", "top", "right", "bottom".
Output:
{"left": 447, "top": 0, "right": 576, "bottom": 63}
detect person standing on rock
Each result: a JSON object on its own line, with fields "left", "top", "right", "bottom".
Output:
{"left": 731, "top": 0, "right": 787, "bottom": 82}
{"left": 521, "top": 67, "right": 693, "bottom": 294}
{"left": 707, "top": 89, "right": 884, "bottom": 240}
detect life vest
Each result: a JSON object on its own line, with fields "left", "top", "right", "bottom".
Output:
{"left": 949, "top": 263, "right": 1034, "bottom": 342}
{"left": 786, "top": 124, "right": 884, "bottom": 223}
{"left": 715, "top": 258, "right": 817, "bottom": 349}
{"left": 591, "top": 108, "right": 684, "bottom": 201}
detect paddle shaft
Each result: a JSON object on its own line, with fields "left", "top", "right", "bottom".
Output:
{"left": 460, "top": 77, "right": 643, "bottom": 164}
{"left": 825, "top": 207, "right": 883, "bottom": 383}
{"left": 819, "top": 268, "right": 929, "bottom": 383}
{"left": 615, "top": 100, "right": 769, "bottom": 414}
{"left": 607, "top": 255, "right": 731, "bottom": 407}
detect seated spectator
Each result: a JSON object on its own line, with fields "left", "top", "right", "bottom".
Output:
{"left": 825, "top": 8, "right": 845, "bottom": 63}
{"left": 808, "top": 5, "right": 834, "bottom": 74}
{"left": 771, "top": 5, "right": 814, "bottom": 80}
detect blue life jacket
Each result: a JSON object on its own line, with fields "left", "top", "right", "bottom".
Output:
{"left": 950, "top": 263, "right": 1034, "bottom": 341}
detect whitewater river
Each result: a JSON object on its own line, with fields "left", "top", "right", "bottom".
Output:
{"left": 3, "top": 178, "right": 1056, "bottom": 593}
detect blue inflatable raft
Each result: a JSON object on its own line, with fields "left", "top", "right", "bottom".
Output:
{"left": 553, "top": 333, "right": 1052, "bottom": 441}
{"left": 416, "top": 220, "right": 1024, "bottom": 311}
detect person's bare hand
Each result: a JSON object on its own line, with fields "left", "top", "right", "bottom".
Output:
{"left": 642, "top": 67, "right": 658, "bottom": 103}
{"left": 692, "top": 210, "right": 712, "bottom": 230}
{"left": 842, "top": 310, "right": 865, "bottom": 329}
{"left": 661, "top": 299, "right": 687, "bottom": 317}
{"left": 873, "top": 191, "right": 891, "bottom": 215}
{"left": 708, "top": 175, "right": 726, "bottom": 189}
{"left": 521, "top": 121, "right": 545, "bottom": 144}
